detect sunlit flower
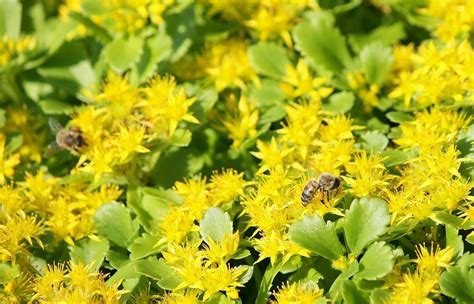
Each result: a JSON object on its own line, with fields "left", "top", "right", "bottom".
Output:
{"left": 0, "top": 134, "right": 20, "bottom": 184}
{"left": 271, "top": 281, "right": 323, "bottom": 304}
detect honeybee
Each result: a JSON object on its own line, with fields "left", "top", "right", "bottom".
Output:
{"left": 301, "top": 173, "right": 341, "bottom": 206}
{"left": 45, "top": 118, "right": 86, "bottom": 156}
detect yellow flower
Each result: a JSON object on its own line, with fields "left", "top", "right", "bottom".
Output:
{"left": 395, "top": 108, "right": 470, "bottom": 151}
{"left": 254, "top": 231, "right": 309, "bottom": 265}
{"left": 271, "top": 281, "right": 323, "bottom": 304}
{"left": 204, "top": 232, "right": 240, "bottom": 265}
{"left": 0, "top": 134, "right": 20, "bottom": 184}
{"left": 114, "top": 126, "right": 150, "bottom": 163}
{"left": 201, "top": 264, "right": 246, "bottom": 300}
{"left": 388, "top": 271, "right": 437, "bottom": 304}
{"left": 343, "top": 151, "right": 391, "bottom": 197}
{"left": 143, "top": 75, "right": 199, "bottom": 137}
{"left": 32, "top": 262, "right": 125, "bottom": 303}
{"left": 0, "top": 35, "right": 37, "bottom": 66}
{"left": 222, "top": 95, "right": 259, "bottom": 149}
{"left": 415, "top": 244, "right": 453, "bottom": 279}
{"left": 280, "top": 59, "right": 333, "bottom": 101}
{"left": 201, "top": 39, "right": 259, "bottom": 92}
{"left": 0, "top": 211, "right": 44, "bottom": 263}
{"left": 251, "top": 137, "right": 293, "bottom": 174}
{"left": 208, "top": 169, "right": 246, "bottom": 205}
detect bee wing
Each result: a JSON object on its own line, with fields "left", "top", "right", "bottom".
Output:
{"left": 48, "top": 117, "right": 64, "bottom": 134}
{"left": 44, "top": 141, "right": 62, "bottom": 158}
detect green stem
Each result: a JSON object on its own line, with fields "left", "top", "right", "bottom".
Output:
{"left": 255, "top": 259, "right": 283, "bottom": 304}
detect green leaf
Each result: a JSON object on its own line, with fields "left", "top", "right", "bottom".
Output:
{"left": 349, "top": 22, "right": 406, "bottom": 52}
{"left": 0, "top": 0, "right": 22, "bottom": 38}
{"left": 289, "top": 215, "right": 345, "bottom": 260}
{"left": 360, "top": 131, "right": 389, "bottom": 153}
{"left": 386, "top": 111, "right": 413, "bottom": 123}
{"left": 322, "top": 91, "right": 354, "bottom": 113}
{"left": 433, "top": 212, "right": 474, "bottom": 230}
{"left": 248, "top": 42, "right": 291, "bottom": 79}
{"left": 200, "top": 207, "right": 233, "bottom": 244}
{"left": 135, "top": 257, "right": 182, "bottom": 290}
{"left": 107, "top": 261, "right": 138, "bottom": 286}
{"left": 344, "top": 197, "right": 390, "bottom": 255}
{"left": 250, "top": 79, "right": 285, "bottom": 108}
{"left": 131, "top": 31, "right": 172, "bottom": 84}
{"left": 446, "top": 225, "right": 464, "bottom": 258}
{"left": 38, "top": 100, "right": 74, "bottom": 115}
{"left": 467, "top": 231, "right": 474, "bottom": 245}
{"left": 259, "top": 106, "right": 286, "bottom": 125}
{"left": 0, "top": 263, "right": 19, "bottom": 284}
{"left": 128, "top": 233, "right": 165, "bottom": 261}
{"left": 370, "top": 288, "right": 391, "bottom": 304}
{"left": 381, "top": 149, "right": 414, "bottom": 167}
{"left": 341, "top": 280, "right": 369, "bottom": 304}
{"left": 329, "top": 261, "right": 359, "bottom": 299}
{"left": 93, "top": 202, "right": 139, "bottom": 248}
{"left": 293, "top": 12, "right": 351, "bottom": 73}
{"left": 126, "top": 187, "right": 176, "bottom": 232}
{"left": 356, "top": 242, "right": 394, "bottom": 280}
{"left": 237, "top": 265, "right": 254, "bottom": 284}
{"left": 170, "top": 129, "right": 192, "bottom": 147}
{"left": 457, "top": 253, "right": 474, "bottom": 268}
{"left": 360, "top": 43, "right": 393, "bottom": 85}
{"left": 104, "top": 36, "right": 144, "bottom": 72}
{"left": 69, "top": 238, "right": 109, "bottom": 272}
{"left": 440, "top": 266, "right": 474, "bottom": 303}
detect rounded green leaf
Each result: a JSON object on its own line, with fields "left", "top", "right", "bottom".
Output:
{"left": 93, "top": 202, "right": 139, "bottom": 248}
{"left": 440, "top": 266, "right": 474, "bottom": 303}
{"left": 104, "top": 36, "right": 144, "bottom": 72}
{"left": 356, "top": 242, "right": 395, "bottom": 280}
{"left": 359, "top": 43, "right": 393, "bottom": 85}
{"left": 322, "top": 91, "right": 355, "bottom": 113}
{"left": 289, "top": 215, "right": 345, "bottom": 260}
{"left": 200, "top": 207, "right": 233, "bottom": 244}
{"left": 344, "top": 197, "right": 390, "bottom": 255}
{"left": 293, "top": 12, "right": 351, "bottom": 73}
{"left": 128, "top": 233, "right": 165, "bottom": 261}
{"left": 360, "top": 131, "right": 389, "bottom": 153}
{"left": 386, "top": 111, "right": 413, "bottom": 123}
{"left": 134, "top": 257, "right": 182, "bottom": 290}
{"left": 248, "top": 42, "right": 291, "bottom": 79}
{"left": 69, "top": 238, "right": 109, "bottom": 272}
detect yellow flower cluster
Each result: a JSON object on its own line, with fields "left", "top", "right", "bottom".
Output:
{"left": 383, "top": 108, "right": 473, "bottom": 224}
{"left": 419, "top": 0, "right": 474, "bottom": 41}
{"left": 387, "top": 245, "right": 453, "bottom": 303}
{"left": 1, "top": 170, "right": 121, "bottom": 252}
{"left": 390, "top": 40, "right": 474, "bottom": 107}
{"left": 0, "top": 35, "right": 37, "bottom": 67}
{"left": 59, "top": 0, "right": 174, "bottom": 34}
{"left": 221, "top": 95, "right": 259, "bottom": 149}
{"left": 175, "top": 39, "right": 259, "bottom": 92}
{"left": 205, "top": 0, "right": 317, "bottom": 46}
{"left": 271, "top": 281, "right": 323, "bottom": 304}
{"left": 160, "top": 170, "right": 245, "bottom": 244}
{"left": 72, "top": 72, "right": 198, "bottom": 181}
{"left": 31, "top": 262, "right": 124, "bottom": 303}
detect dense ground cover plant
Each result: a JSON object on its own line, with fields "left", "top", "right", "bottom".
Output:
{"left": 0, "top": 0, "right": 473, "bottom": 303}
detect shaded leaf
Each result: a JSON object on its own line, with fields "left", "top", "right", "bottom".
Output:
{"left": 344, "top": 197, "right": 390, "bottom": 255}
{"left": 249, "top": 42, "right": 291, "bottom": 79}
{"left": 360, "top": 43, "right": 393, "bottom": 85}
{"left": 322, "top": 91, "right": 354, "bottom": 113}
{"left": 69, "top": 238, "right": 109, "bottom": 272}
{"left": 200, "top": 207, "right": 233, "bottom": 244}
{"left": 93, "top": 202, "right": 139, "bottom": 248}
{"left": 356, "top": 242, "right": 394, "bottom": 280}
{"left": 289, "top": 215, "right": 345, "bottom": 260}
{"left": 440, "top": 266, "right": 474, "bottom": 303}
{"left": 104, "top": 36, "right": 144, "bottom": 72}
